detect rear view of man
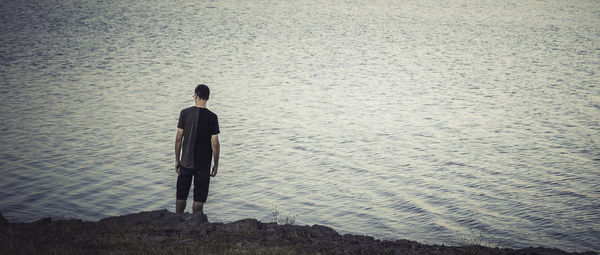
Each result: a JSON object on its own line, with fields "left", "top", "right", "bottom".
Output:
{"left": 174, "top": 84, "right": 220, "bottom": 213}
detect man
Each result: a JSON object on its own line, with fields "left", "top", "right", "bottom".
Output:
{"left": 174, "top": 84, "right": 220, "bottom": 214}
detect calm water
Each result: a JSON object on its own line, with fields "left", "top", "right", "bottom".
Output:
{"left": 1, "top": 0, "right": 599, "bottom": 252}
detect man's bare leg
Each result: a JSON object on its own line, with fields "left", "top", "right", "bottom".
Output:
{"left": 176, "top": 199, "right": 187, "bottom": 213}
{"left": 193, "top": 202, "right": 204, "bottom": 213}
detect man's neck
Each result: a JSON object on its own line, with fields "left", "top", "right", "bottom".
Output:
{"left": 195, "top": 100, "right": 207, "bottom": 108}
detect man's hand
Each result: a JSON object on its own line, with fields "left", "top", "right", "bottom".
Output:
{"left": 211, "top": 134, "right": 219, "bottom": 177}
{"left": 175, "top": 128, "right": 184, "bottom": 175}
{"left": 211, "top": 165, "right": 218, "bottom": 177}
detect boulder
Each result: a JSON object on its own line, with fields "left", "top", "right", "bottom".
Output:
{"left": 33, "top": 217, "right": 52, "bottom": 224}
{"left": 0, "top": 212, "right": 8, "bottom": 226}
{"left": 310, "top": 224, "right": 339, "bottom": 239}
{"left": 220, "top": 219, "right": 259, "bottom": 233}
{"left": 98, "top": 209, "right": 199, "bottom": 228}
{"left": 176, "top": 212, "right": 209, "bottom": 232}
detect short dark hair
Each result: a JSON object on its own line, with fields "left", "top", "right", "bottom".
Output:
{"left": 195, "top": 84, "right": 210, "bottom": 100}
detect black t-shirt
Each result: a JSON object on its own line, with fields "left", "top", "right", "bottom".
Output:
{"left": 177, "top": 107, "right": 220, "bottom": 169}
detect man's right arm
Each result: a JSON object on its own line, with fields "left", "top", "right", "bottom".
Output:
{"left": 175, "top": 128, "right": 184, "bottom": 174}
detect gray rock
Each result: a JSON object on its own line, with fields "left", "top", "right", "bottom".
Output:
{"left": 220, "top": 219, "right": 259, "bottom": 233}
{"left": 180, "top": 212, "right": 208, "bottom": 225}
{"left": 178, "top": 239, "right": 193, "bottom": 244}
{"left": 176, "top": 212, "right": 209, "bottom": 233}
{"left": 260, "top": 222, "right": 278, "bottom": 229}
{"left": 310, "top": 224, "right": 339, "bottom": 238}
{"left": 33, "top": 217, "right": 52, "bottom": 224}
{"left": 0, "top": 212, "right": 8, "bottom": 226}
{"left": 8, "top": 211, "right": 597, "bottom": 255}
{"left": 98, "top": 209, "right": 190, "bottom": 228}
{"left": 517, "top": 247, "right": 578, "bottom": 255}
{"left": 152, "top": 236, "right": 167, "bottom": 242}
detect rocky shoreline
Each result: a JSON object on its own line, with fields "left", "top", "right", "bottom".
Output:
{"left": 0, "top": 210, "right": 596, "bottom": 254}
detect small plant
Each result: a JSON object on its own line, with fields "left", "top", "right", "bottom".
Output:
{"left": 458, "top": 228, "right": 491, "bottom": 247}
{"left": 271, "top": 205, "right": 297, "bottom": 225}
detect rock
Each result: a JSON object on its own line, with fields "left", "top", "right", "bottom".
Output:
{"left": 517, "top": 247, "right": 574, "bottom": 255}
{"left": 33, "top": 217, "right": 52, "bottom": 224}
{"left": 180, "top": 212, "right": 208, "bottom": 225}
{"left": 0, "top": 212, "right": 8, "bottom": 226}
{"left": 5, "top": 211, "right": 597, "bottom": 255}
{"left": 177, "top": 212, "right": 209, "bottom": 233}
{"left": 260, "top": 222, "right": 278, "bottom": 229}
{"left": 98, "top": 209, "right": 187, "bottom": 228}
{"left": 220, "top": 219, "right": 259, "bottom": 233}
{"left": 310, "top": 224, "right": 339, "bottom": 239}
{"left": 152, "top": 236, "right": 167, "bottom": 242}
{"left": 178, "top": 239, "right": 193, "bottom": 244}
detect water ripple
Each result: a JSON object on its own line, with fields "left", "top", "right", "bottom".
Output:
{"left": 1, "top": 0, "right": 599, "bottom": 253}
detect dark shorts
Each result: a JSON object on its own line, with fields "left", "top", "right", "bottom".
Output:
{"left": 176, "top": 165, "right": 211, "bottom": 203}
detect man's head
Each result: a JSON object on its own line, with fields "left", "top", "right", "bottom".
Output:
{"left": 195, "top": 84, "right": 210, "bottom": 101}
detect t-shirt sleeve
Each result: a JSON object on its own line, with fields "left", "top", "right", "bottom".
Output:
{"left": 211, "top": 115, "right": 220, "bottom": 135}
{"left": 177, "top": 110, "right": 185, "bottom": 129}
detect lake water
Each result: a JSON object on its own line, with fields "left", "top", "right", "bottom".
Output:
{"left": 1, "top": 0, "right": 599, "bottom": 252}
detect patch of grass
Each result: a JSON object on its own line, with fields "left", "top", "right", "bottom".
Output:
{"left": 458, "top": 229, "right": 484, "bottom": 246}
{"left": 455, "top": 228, "right": 497, "bottom": 255}
{"left": 270, "top": 205, "right": 297, "bottom": 225}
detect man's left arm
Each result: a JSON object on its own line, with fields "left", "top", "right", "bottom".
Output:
{"left": 211, "top": 134, "right": 220, "bottom": 177}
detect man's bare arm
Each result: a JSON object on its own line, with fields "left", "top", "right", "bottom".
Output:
{"left": 175, "top": 128, "right": 184, "bottom": 174}
{"left": 211, "top": 134, "right": 220, "bottom": 177}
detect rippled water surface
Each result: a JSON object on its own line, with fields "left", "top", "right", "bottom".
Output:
{"left": 1, "top": 0, "right": 599, "bottom": 252}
